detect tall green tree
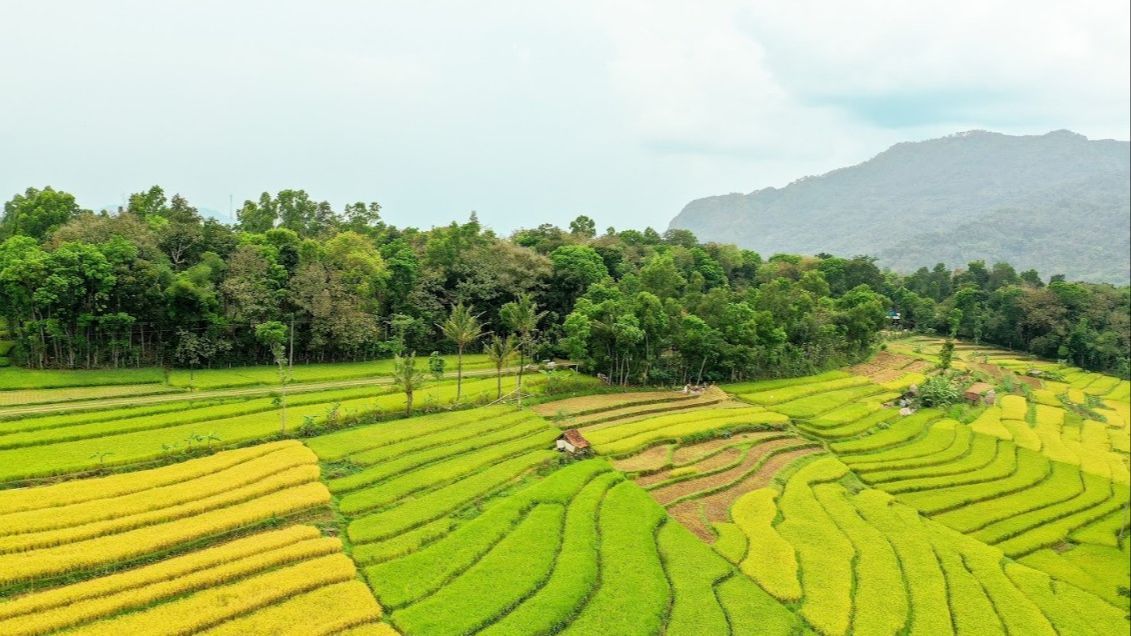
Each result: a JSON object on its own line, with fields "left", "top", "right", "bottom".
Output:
{"left": 484, "top": 334, "right": 517, "bottom": 399}
{"left": 500, "top": 293, "right": 543, "bottom": 405}
{"left": 439, "top": 303, "right": 483, "bottom": 401}
{"left": 1, "top": 187, "right": 83, "bottom": 240}
{"left": 255, "top": 321, "right": 289, "bottom": 433}
{"left": 392, "top": 352, "right": 426, "bottom": 416}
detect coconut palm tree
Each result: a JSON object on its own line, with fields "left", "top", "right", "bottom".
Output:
{"left": 392, "top": 352, "right": 426, "bottom": 416}
{"left": 484, "top": 334, "right": 517, "bottom": 399}
{"left": 439, "top": 303, "right": 483, "bottom": 401}
{"left": 500, "top": 293, "right": 544, "bottom": 406}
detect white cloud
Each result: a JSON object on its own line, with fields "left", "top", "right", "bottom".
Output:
{"left": 0, "top": 1, "right": 1125, "bottom": 231}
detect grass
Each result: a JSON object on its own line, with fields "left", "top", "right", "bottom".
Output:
{"left": 0, "top": 367, "right": 165, "bottom": 390}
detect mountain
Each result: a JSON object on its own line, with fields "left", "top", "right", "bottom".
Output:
{"left": 669, "top": 130, "right": 1131, "bottom": 284}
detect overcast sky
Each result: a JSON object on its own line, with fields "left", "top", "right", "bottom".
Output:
{"left": 1, "top": 1, "right": 1127, "bottom": 233}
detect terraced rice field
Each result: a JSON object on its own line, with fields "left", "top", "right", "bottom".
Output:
{"left": 307, "top": 406, "right": 803, "bottom": 635}
{"left": 1, "top": 347, "right": 1128, "bottom": 635}
{"left": 0, "top": 442, "right": 391, "bottom": 634}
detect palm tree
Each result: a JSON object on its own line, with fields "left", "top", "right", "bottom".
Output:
{"left": 392, "top": 352, "right": 426, "bottom": 416}
{"left": 439, "top": 303, "right": 483, "bottom": 401}
{"left": 500, "top": 293, "right": 544, "bottom": 406}
{"left": 484, "top": 334, "right": 517, "bottom": 399}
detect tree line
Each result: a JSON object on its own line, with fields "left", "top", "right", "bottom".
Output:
{"left": 0, "top": 185, "right": 1126, "bottom": 381}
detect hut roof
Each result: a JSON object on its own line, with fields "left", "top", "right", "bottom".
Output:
{"left": 560, "top": 429, "right": 590, "bottom": 449}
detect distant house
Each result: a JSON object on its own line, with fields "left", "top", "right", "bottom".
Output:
{"left": 556, "top": 429, "right": 590, "bottom": 455}
{"left": 964, "top": 382, "right": 996, "bottom": 405}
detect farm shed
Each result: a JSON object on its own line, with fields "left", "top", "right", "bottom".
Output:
{"left": 964, "top": 382, "right": 996, "bottom": 405}
{"left": 556, "top": 429, "right": 590, "bottom": 455}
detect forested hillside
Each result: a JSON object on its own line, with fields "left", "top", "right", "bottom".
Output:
{"left": 669, "top": 130, "right": 1131, "bottom": 284}
{"left": 0, "top": 184, "right": 1128, "bottom": 380}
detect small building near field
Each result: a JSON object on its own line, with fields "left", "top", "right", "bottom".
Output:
{"left": 556, "top": 429, "right": 590, "bottom": 455}
{"left": 964, "top": 382, "right": 996, "bottom": 405}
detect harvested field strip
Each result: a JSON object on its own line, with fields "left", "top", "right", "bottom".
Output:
{"left": 0, "top": 443, "right": 317, "bottom": 536}
{"left": 878, "top": 437, "right": 1010, "bottom": 494}
{"left": 736, "top": 376, "right": 871, "bottom": 406}
{"left": 973, "top": 473, "right": 1117, "bottom": 545}
{"left": 347, "top": 450, "right": 555, "bottom": 543}
{"left": 695, "top": 446, "right": 820, "bottom": 525}
{"left": 610, "top": 444, "right": 672, "bottom": 473}
{"left": 531, "top": 391, "right": 692, "bottom": 418}
{"left": 636, "top": 447, "right": 744, "bottom": 488}
{"left": 63, "top": 553, "right": 362, "bottom": 635}
{"left": 722, "top": 370, "right": 851, "bottom": 395}
{"left": 577, "top": 401, "right": 741, "bottom": 433}
{"left": 671, "top": 431, "right": 777, "bottom": 466}
{"left": 775, "top": 457, "right": 854, "bottom": 636}
{"left": 337, "top": 428, "right": 559, "bottom": 515}
{"left": 584, "top": 406, "right": 770, "bottom": 446}
{"left": 569, "top": 394, "right": 727, "bottom": 428}
{"left": 0, "top": 441, "right": 300, "bottom": 514}
{"left": 814, "top": 483, "right": 909, "bottom": 636}
{"left": 933, "top": 460, "right": 1082, "bottom": 532}
{"left": 0, "top": 528, "right": 344, "bottom": 635}
{"left": 898, "top": 451, "right": 1051, "bottom": 515}
{"left": 651, "top": 437, "right": 804, "bottom": 505}
{"left": 638, "top": 433, "right": 785, "bottom": 489}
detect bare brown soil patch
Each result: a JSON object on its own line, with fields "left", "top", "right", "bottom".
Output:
{"left": 700, "top": 446, "right": 821, "bottom": 523}
{"left": 848, "top": 351, "right": 920, "bottom": 382}
{"left": 636, "top": 447, "right": 744, "bottom": 488}
{"left": 667, "top": 500, "right": 714, "bottom": 542}
{"left": 903, "top": 359, "right": 933, "bottom": 373}
{"left": 532, "top": 390, "right": 689, "bottom": 417}
{"left": 650, "top": 437, "right": 800, "bottom": 505}
{"left": 670, "top": 431, "right": 779, "bottom": 465}
{"left": 611, "top": 444, "right": 672, "bottom": 473}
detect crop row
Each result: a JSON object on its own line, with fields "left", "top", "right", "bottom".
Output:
{"left": 584, "top": 406, "right": 788, "bottom": 456}
{"left": 733, "top": 375, "right": 870, "bottom": 406}
{"left": 0, "top": 444, "right": 331, "bottom": 587}
{"left": 348, "top": 456, "right": 801, "bottom": 635}
{"left": 722, "top": 455, "right": 1127, "bottom": 636}
{"left": 0, "top": 374, "right": 542, "bottom": 482}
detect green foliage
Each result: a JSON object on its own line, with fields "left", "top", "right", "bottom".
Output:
{"left": 919, "top": 373, "right": 960, "bottom": 407}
